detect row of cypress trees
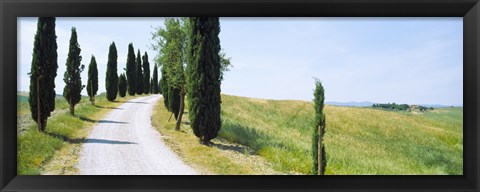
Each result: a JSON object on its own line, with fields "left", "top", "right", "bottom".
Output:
{"left": 28, "top": 18, "right": 87, "bottom": 129}
{"left": 106, "top": 42, "right": 158, "bottom": 101}
{"left": 186, "top": 17, "right": 223, "bottom": 145}
{"left": 152, "top": 17, "right": 230, "bottom": 145}
{"left": 123, "top": 43, "right": 153, "bottom": 97}
{"left": 29, "top": 17, "right": 161, "bottom": 132}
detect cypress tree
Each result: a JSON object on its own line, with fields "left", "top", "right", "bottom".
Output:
{"left": 186, "top": 17, "right": 222, "bottom": 145}
{"left": 136, "top": 49, "right": 144, "bottom": 95}
{"left": 105, "top": 42, "right": 118, "bottom": 101}
{"left": 28, "top": 17, "right": 58, "bottom": 132}
{"left": 143, "top": 52, "right": 151, "bottom": 94}
{"left": 118, "top": 73, "right": 127, "bottom": 97}
{"left": 312, "top": 78, "right": 327, "bottom": 175}
{"left": 150, "top": 78, "right": 154, "bottom": 93}
{"left": 63, "top": 27, "right": 85, "bottom": 116}
{"left": 160, "top": 68, "right": 169, "bottom": 108}
{"left": 151, "top": 64, "right": 159, "bottom": 94}
{"left": 126, "top": 43, "right": 136, "bottom": 96}
{"left": 87, "top": 55, "right": 98, "bottom": 105}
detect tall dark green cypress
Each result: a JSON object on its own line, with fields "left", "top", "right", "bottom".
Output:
{"left": 63, "top": 27, "right": 85, "bottom": 116}
{"left": 143, "top": 52, "right": 151, "bottom": 94}
{"left": 105, "top": 42, "right": 118, "bottom": 101}
{"left": 312, "top": 78, "right": 327, "bottom": 175}
{"left": 126, "top": 43, "right": 136, "bottom": 96}
{"left": 186, "top": 17, "right": 222, "bottom": 145}
{"left": 160, "top": 67, "right": 169, "bottom": 108}
{"left": 28, "top": 17, "right": 58, "bottom": 132}
{"left": 135, "top": 49, "right": 144, "bottom": 95}
{"left": 87, "top": 55, "right": 98, "bottom": 105}
{"left": 118, "top": 73, "right": 127, "bottom": 97}
{"left": 151, "top": 64, "right": 159, "bottom": 94}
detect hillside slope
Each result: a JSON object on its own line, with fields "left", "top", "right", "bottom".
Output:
{"left": 220, "top": 94, "right": 463, "bottom": 175}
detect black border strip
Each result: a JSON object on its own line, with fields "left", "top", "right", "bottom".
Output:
{"left": 1, "top": 0, "right": 479, "bottom": 192}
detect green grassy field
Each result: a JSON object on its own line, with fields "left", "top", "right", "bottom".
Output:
{"left": 17, "top": 92, "right": 141, "bottom": 175}
{"left": 220, "top": 94, "right": 463, "bottom": 175}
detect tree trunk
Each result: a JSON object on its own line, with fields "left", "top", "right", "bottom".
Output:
{"left": 69, "top": 98, "right": 74, "bottom": 116}
{"left": 175, "top": 89, "right": 185, "bottom": 131}
{"left": 43, "top": 119, "right": 48, "bottom": 132}
{"left": 36, "top": 77, "right": 42, "bottom": 132}
{"left": 70, "top": 104, "right": 74, "bottom": 116}
{"left": 317, "top": 125, "right": 323, "bottom": 175}
{"left": 202, "top": 137, "right": 211, "bottom": 146}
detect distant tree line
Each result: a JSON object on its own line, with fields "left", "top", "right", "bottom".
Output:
{"left": 372, "top": 103, "right": 434, "bottom": 112}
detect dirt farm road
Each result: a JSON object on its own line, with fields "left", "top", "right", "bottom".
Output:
{"left": 78, "top": 95, "right": 197, "bottom": 175}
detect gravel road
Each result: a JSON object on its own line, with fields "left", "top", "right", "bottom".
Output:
{"left": 78, "top": 95, "right": 197, "bottom": 175}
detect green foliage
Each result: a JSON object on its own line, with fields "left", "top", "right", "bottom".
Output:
{"left": 186, "top": 17, "right": 222, "bottom": 144}
{"left": 312, "top": 78, "right": 326, "bottom": 175}
{"left": 152, "top": 18, "right": 188, "bottom": 119}
{"left": 126, "top": 43, "right": 136, "bottom": 96}
{"left": 142, "top": 52, "right": 151, "bottom": 94}
{"left": 135, "top": 49, "right": 144, "bottom": 95}
{"left": 118, "top": 73, "right": 127, "bottom": 97}
{"left": 105, "top": 42, "right": 118, "bottom": 101}
{"left": 151, "top": 64, "right": 160, "bottom": 94}
{"left": 63, "top": 27, "right": 85, "bottom": 115}
{"left": 86, "top": 55, "right": 98, "bottom": 104}
{"left": 219, "top": 51, "right": 232, "bottom": 81}
{"left": 158, "top": 78, "right": 162, "bottom": 94}
{"left": 28, "top": 17, "right": 58, "bottom": 131}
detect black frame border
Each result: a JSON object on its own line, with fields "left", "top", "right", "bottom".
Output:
{"left": 1, "top": 0, "right": 479, "bottom": 191}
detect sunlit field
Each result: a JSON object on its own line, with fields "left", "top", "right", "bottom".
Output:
{"left": 220, "top": 94, "right": 463, "bottom": 175}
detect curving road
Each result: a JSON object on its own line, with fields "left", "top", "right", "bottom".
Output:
{"left": 78, "top": 95, "right": 197, "bottom": 175}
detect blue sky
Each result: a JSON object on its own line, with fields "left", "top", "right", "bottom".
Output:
{"left": 18, "top": 17, "right": 463, "bottom": 106}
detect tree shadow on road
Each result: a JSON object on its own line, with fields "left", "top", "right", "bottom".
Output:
{"left": 44, "top": 132, "right": 136, "bottom": 145}
{"left": 78, "top": 116, "right": 128, "bottom": 124}
{"left": 94, "top": 105, "right": 124, "bottom": 110}
{"left": 78, "top": 138, "right": 137, "bottom": 145}
{"left": 124, "top": 101, "right": 148, "bottom": 104}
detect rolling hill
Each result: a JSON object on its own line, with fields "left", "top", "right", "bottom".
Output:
{"left": 219, "top": 94, "right": 463, "bottom": 175}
